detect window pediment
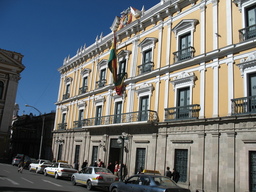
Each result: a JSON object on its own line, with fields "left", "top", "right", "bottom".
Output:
{"left": 138, "top": 37, "right": 158, "bottom": 52}
{"left": 172, "top": 19, "right": 199, "bottom": 37}
{"left": 61, "top": 105, "right": 68, "bottom": 112}
{"left": 81, "top": 68, "right": 91, "bottom": 76}
{"left": 135, "top": 83, "right": 154, "bottom": 96}
{"left": 64, "top": 77, "right": 73, "bottom": 84}
{"left": 237, "top": 51, "right": 256, "bottom": 77}
{"left": 94, "top": 95, "right": 105, "bottom": 105}
{"left": 171, "top": 72, "right": 196, "bottom": 89}
{"left": 117, "top": 50, "right": 131, "bottom": 59}
{"left": 97, "top": 59, "right": 108, "bottom": 68}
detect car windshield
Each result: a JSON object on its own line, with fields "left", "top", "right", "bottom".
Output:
{"left": 60, "top": 164, "right": 73, "bottom": 168}
{"left": 94, "top": 168, "right": 112, "bottom": 174}
{"left": 152, "top": 176, "right": 177, "bottom": 187}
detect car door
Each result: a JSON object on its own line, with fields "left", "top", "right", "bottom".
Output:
{"left": 81, "top": 167, "right": 92, "bottom": 184}
{"left": 119, "top": 176, "right": 143, "bottom": 192}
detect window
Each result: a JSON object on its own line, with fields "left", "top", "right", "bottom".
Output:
{"left": 172, "top": 19, "right": 198, "bottom": 62}
{"left": 79, "top": 76, "right": 88, "bottom": 94}
{"left": 58, "top": 113, "right": 67, "bottom": 130}
{"left": 174, "top": 149, "right": 188, "bottom": 182}
{"left": 118, "top": 60, "right": 126, "bottom": 76}
{"left": 98, "top": 68, "right": 106, "bottom": 88}
{"left": 95, "top": 105, "right": 102, "bottom": 125}
{"left": 139, "top": 96, "right": 149, "bottom": 121}
{"left": 138, "top": 38, "right": 157, "bottom": 74}
{"left": 63, "top": 77, "right": 72, "bottom": 100}
{"left": 0, "top": 81, "right": 4, "bottom": 99}
{"left": 245, "top": 4, "right": 256, "bottom": 39}
{"left": 248, "top": 73, "right": 256, "bottom": 112}
{"left": 114, "top": 101, "right": 122, "bottom": 123}
{"left": 135, "top": 148, "right": 146, "bottom": 174}
{"left": 74, "top": 145, "right": 80, "bottom": 165}
{"left": 91, "top": 146, "right": 98, "bottom": 166}
{"left": 77, "top": 109, "right": 84, "bottom": 127}
{"left": 97, "top": 60, "right": 107, "bottom": 88}
{"left": 249, "top": 151, "right": 256, "bottom": 192}
{"left": 177, "top": 87, "right": 190, "bottom": 118}
{"left": 63, "top": 84, "right": 70, "bottom": 100}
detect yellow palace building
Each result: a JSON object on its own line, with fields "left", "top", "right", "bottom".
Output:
{"left": 53, "top": 0, "right": 256, "bottom": 191}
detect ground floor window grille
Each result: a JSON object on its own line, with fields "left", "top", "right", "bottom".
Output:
{"left": 135, "top": 148, "right": 146, "bottom": 174}
{"left": 174, "top": 149, "right": 188, "bottom": 182}
{"left": 249, "top": 151, "right": 256, "bottom": 192}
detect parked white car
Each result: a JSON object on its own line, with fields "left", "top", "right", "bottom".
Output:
{"left": 44, "top": 162, "right": 78, "bottom": 179}
{"left": 29, "top": 159, "right": 51, "bottom": 173}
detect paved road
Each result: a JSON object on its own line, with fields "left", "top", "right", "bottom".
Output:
{"left": 0, "top": 163, "right": 108, "bottom": 192}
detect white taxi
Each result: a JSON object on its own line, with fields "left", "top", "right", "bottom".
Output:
{"left": 44, "top": 161, "right": 78, "bottom": 179}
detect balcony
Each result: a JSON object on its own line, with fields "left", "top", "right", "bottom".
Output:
{"left": 231, "top": 95, "right": 256, "bottom": 115}
{"left": 164, "top": 104, "right": 200, "bottom": 121}
{"left": 73, "top": 110, "right": 158, "bottom": 128}
{"left": 62, "top": 93, "right": 70, "bottom": 100}
{"left": 173, "top": 46, "right": 195, "bottom": 63}
{"left": 79, "top": 86, "right": 88, "bottom": 94}
{"left": 96, "top": 79, "right": 106, "bottom": 88}
{"left": 239, "top": 24, "right": 256, "bottom": 42}
{"left": 73, "top": 119, "right": 88, "bottom": 129}
{"left": 138, "top": 62, "right": 154, "bottom": 75}
{"left": 58, "top": 123, "right": 67, "bottom": 130}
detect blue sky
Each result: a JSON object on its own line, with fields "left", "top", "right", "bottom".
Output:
{"left": 0, "top": 0, "right": 158, "bottom": 115}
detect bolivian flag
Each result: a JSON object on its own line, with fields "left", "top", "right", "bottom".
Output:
{"left": 108, "top": 33, "right": 127, "bottom": 95}
{"left": 108, "top": 34, "right": 117, "bottom": 83}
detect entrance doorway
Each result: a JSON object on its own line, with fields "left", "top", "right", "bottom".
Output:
{"left": 108, "top": 139, "right": 121, "bottom": 172}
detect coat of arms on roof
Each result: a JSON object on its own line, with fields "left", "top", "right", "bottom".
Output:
{"left": 110, "top": 6, "right": 142, "bottom": 32}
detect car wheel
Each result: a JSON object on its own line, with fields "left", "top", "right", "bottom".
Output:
{"left": 55, "top": 172, "right": 59, "bottom": 179}
{"left": 71, "top": 176, "right": 76, "bottom": 186}
{"left": 111, "top": 188, "right": 118, "bottom": 192}
{"left": 87, "top": 180, "right": 93, "bottom": 191}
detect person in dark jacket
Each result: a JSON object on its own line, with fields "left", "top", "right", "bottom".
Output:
{"left": 165, "top": 167, "right": 172, "bottom": 178}
{"left": 172, "top": 168, "right": 180, "bottom": 183}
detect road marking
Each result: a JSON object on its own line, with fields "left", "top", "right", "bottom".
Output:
{"left": 21, "top": 177, "right": 34, "bottom": 184}
{"left": 0, "top": 177, "right": 19, "bottom": 185}
{"left": 42, "top": 179, "right": 62, "bottom": 187}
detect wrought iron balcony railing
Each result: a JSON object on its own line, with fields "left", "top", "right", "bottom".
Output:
{"left": 165, "top": 104, "right": 200, "bottom": 121}
{"left": 231, "top": 95, "right": 256, "bottom": 115}
{"left": 58, "top": 123, "right": 67, "bottom": 130}
{"left": 138, "top": 62, "right": 154, "bottom": 75}
{"left": 62, "top": 93, "right": 70, "bottom": 100}
{"left": 239, "top": 24, "right": 256, "bottom": 42}
{"left": 173, "top": 46, "right": 195, "bottom": 63}
{"left": 73, "top": 119, "right": 88, "bottom": 129}
{"left": 96, "top": 79, "right": 106, "bottom": 88}
{"left": 79, "top": 86, "right": 88, "bottom": 94}
{"left": 73, "top": 110, "right": 158, "bottom": 128}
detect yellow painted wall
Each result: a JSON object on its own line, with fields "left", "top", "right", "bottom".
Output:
{"left": 205, "top": 67, "right": 213, "bottom": 118}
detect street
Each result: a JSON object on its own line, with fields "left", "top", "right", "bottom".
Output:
{"left": 0, "top": 163, "right": 107, "bottom": 192}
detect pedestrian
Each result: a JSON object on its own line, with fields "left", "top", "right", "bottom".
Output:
{"left": 18, "top": 158, "right": 24, "bottom": 173}
{"left": 81, "top": 160, "right": 88, "bottom": 169}
{"left": 107, "top": 162, "right": 115, "bottom": 173}
{"left": 93, "top": 161, "right": 98, "bottom": 167}
{"left": 74, "top": 160, "right": 79, "bottom": 170}
{"left": 172, "top": 168, "right": 180, "bottom": 183}
{"left": 114, "top": 161, "right": 119, "bottom": 176}
{"left": 165, "top": 166, "right": 172, "bottom": 178}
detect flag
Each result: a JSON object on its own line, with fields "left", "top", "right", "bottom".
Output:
{"left": 108, "top": 33, "right": 117, "bottom": 83}
{"left": 108, "top": 33, "right": 127, "bottom": 95}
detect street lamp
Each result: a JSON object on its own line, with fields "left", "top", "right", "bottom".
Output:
{"left": 25, "top": 104, "right": 45, "bottom": 160}
{"left": 117, "top": 132, "right": 128, "bottom": 181}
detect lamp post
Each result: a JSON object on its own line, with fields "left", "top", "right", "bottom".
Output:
{"left": 117, "top": 132, "right": 128, "bottom": 181}
{"left": 25, "top": 104, "right": 45, "bottom": 160}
